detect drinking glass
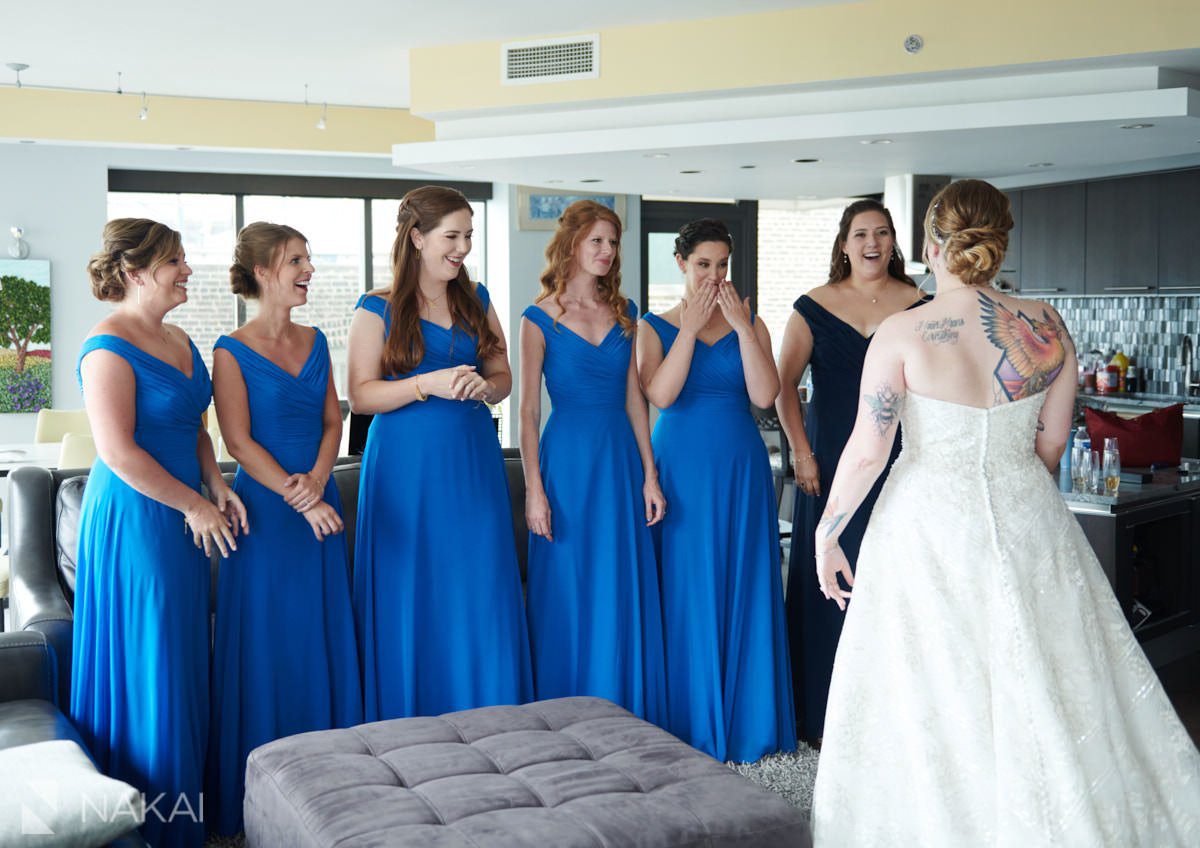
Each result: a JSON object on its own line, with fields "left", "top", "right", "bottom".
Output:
{"left": 1073, "top": 449, "right": 1092, "bottom": 494}
{"left": 1103, "top": 444, "right": 1121, "bottom": 496}
{"left": 1090, "top": 450, "right": 1103, "bottom": 495}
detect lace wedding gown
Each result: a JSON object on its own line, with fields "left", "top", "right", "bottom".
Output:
{"left": 812, "top": 390, "right": 1200, "bottom": 847}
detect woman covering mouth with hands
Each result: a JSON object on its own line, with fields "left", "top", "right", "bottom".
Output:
{"left": 637, "top": 217, "right": 796, "bottom": 763}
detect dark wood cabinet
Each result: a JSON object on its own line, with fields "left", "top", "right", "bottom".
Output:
{"left": 1021, "top": 183, "right": 1086, "bottom": 296}
{"left": 1158, "top": 169, "right": 1200, "bottom": 294}
{"left": 1085, "top": 174, "right": 1158, "bottom": 295}
{"left": 999, "top": 190, "right": 1021, "bottom": 292}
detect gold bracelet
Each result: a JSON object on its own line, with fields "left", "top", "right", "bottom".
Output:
{"left": 413, "top": 376, "right": 428, "bottom": 402}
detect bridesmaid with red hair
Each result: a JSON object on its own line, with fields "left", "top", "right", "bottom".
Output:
{"left": 520, "top": 199, "right": 667, "bottom": 723}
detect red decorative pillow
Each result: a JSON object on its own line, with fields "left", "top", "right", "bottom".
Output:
{"left": 1084, "top": 404, "right": 1183, "bottom": 467}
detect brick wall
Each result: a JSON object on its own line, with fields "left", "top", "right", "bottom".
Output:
{"left": 757, "top": 204, "right": 845, "bottom": 356}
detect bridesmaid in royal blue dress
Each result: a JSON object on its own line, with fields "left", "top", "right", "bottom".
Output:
{"left": 519, "top": 200, "right": 667, "bottom": 722}
{"left": 74, "top": 219, "right": 247, "bottom": 848}
{"left": 206, "top": 223, "right": 361, "bottom": 836}
{"left": 775, "top": 199, "right": 926, "bottom": 743}
{"left": 637, "top": 218, "right": 796, "bottom": 763}
{"left": 348, "top": 186, "right": 531, "bottom": 720}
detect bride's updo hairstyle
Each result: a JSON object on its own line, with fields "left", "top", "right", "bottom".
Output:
{"left": 923, "top": 179, "right": 1014, "bottom": 288}
{"left": 87, "top": 218, "right": 182, "bottom": 302}
{"left": 230, "top": 221, "right": 308, "bottom": 299}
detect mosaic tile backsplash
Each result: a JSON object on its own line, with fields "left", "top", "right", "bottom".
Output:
{"left": 1044, "top": 295, "right": 1199, "bottom": 394}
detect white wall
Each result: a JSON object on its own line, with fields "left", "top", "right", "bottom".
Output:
{"left": 491, "top": 184, "right": 641, "bottom": 447}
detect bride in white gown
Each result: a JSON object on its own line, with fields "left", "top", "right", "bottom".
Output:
{"left": 810, "top": 179, "right": 1200, "bottom": 846}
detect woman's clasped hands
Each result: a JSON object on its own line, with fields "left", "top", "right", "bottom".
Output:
{"left": 184, "top": 481, "right": 248, "bottom": 558}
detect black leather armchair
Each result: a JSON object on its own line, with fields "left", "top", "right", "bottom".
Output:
{"left": 8, "top": 452, "right": 529, "bottom": 710}
{"left": 0, "top": 629, "right": 149, "bottom": 847}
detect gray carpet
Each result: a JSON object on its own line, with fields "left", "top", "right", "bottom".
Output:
{"left": 202, "top": 745, "right": 820, "bottom": 847}
{"left": 727, "top": 744, "right": 820, "bottom": 818}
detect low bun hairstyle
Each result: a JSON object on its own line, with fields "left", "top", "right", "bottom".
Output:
{"left": 674, "top": 218, "right": 733, "bottom": 259}
{"left": 230, "top": 221, "right": 308, "bottom": 299}
{"left": 924, "top": 179, "right": 1013, "bottom": 288}
{"left": 86, "top": 218, "right": 182, "bottom": 303}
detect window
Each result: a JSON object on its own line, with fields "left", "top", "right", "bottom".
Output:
{"left": 106, "top": 172, "right": 491, "bottom": 398}
{"left": 105, "top": 192, "right": 237, "bottom": 366}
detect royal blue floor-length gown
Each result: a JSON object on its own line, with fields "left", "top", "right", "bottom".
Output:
{"left": 206, "top": 328, "right": 362, "bottom": 836}
{"left": 354, "top": 286, "right": 532, "bottom": 720}
{"left": 643, "top": 313, "right": 796, "bottom": 763}
{"left": 71, "top": 335, "right": 211, "bottom": 848}
{"left": 786, "top": 293, "right": 923, "bottom": 741}
{"left": 523, "top": 301, "right": 666, "bottom": 723}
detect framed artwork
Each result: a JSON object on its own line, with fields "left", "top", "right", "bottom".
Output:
{"left": 0, "top": 259, "right": 52, "bottom": 413}
{"left": 517, "top": 186, "right": 627, "bottom": 231}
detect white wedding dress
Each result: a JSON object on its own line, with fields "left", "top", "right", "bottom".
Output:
{"left": 812, "top": 389, "right": 1200, "bottom": 847}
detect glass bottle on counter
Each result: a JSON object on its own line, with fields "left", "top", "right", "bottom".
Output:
{"left": 1125, "top": 361, "right": 1140, "bottom": 394}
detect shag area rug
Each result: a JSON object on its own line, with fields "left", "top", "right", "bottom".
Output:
{"left": 202, "top": 744, "right": 820, "bottom": 847}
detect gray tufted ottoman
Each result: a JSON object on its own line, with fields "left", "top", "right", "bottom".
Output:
{"left": 244, "top": 696, "right": 806, "bottom": 847}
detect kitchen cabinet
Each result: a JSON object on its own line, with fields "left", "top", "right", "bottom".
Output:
{"left": 1158, "top": 169, "right": 1200, "bottom": 294}
{"left": 998, "top": 190, "right": 1021, "bottom": 292}
{"left": 1021, "top": 183, "right": 1086, "bottom": 296}
{"left": 1085, "top": 174, "right": 1158, "bottom": 295}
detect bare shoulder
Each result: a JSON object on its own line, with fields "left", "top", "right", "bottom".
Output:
{"left": 532, "top": 296, "right": 563, "bottom": 320}
{"left": 804, "top": 284, "right": 837, "bottom": 307}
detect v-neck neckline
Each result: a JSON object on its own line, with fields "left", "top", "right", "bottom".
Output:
{"left": 801, "top": 293, "right": 929, "bottom": 340}
{"left": 531, "top": 304, "right": 620, "bottom": 349}
{"left": 223, "top": 331, "right": 320, "bottom": 380}
{"left": 94, "top": 334, "right": 199, "bottom": 381}
{"left": 649, "top": 313, "right": 735, "bottom": 348}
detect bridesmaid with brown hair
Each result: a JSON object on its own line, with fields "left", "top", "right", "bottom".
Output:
{"left": 347, "top": 185, "right": 531, "bottom": 720}
{"left": 775, "top": 198, "right": 927, "bottom": 743}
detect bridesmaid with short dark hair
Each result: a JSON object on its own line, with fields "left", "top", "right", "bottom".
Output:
{"left": 637, "top": 218, "right": 796, "bottom": 763}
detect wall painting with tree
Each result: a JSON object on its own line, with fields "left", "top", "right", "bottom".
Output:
{"left": 0, "top": 260, "right": 51, "bottom": 413}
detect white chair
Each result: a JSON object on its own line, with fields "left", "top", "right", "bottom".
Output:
{"left": 57, "top": 432, "right": 98, "bottom": 469}
{"left": 34, "top": 409, "right": 91, "bottom": 444}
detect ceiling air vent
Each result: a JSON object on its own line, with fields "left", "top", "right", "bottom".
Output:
{"left": 502, "top": 35, "right": 599, "bottom": 85}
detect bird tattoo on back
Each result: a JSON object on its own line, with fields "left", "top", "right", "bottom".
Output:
{"left": 978, "top": 292, "right": 1066, "bottom": 401}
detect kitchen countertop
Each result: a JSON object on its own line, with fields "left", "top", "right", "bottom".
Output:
{"left": 1057, "top": 464, "right": 1200, "bottom": 514}
{"left": 1076, "top": 391, "right": 1200, "bottom": 408}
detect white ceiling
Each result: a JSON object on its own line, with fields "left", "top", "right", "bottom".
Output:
{"left": 391, "top": 60, "right": 1200, "bottom": 199}
{"left": 2, "top": 0, "right": 829, "bottom": 108}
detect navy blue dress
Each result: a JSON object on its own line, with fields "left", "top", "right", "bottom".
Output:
{"left": 645, "top": 313, "right": 796, "bottom": 763}
{"left": 523, "top": 301, "right": 666, "bottom": 724}
{"left": 353, "top": 286, "right": 532, "bottom": 720}
{"left": 786, "top": 293, "right": 923, "bottom": 740}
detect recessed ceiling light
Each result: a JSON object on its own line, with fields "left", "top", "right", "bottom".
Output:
{"left": 740, "top": 165, "right": 757, "bottom": 169}
{"left": 1027, "top": 162, "right": 1054, "bottom": 168}
{"left": 1119, "top": 123, "right": 1154, "bottom": 129}
{"left": 643, "top": 152, "right": 670, "bottom": 159}
{"left": 679, "top": 169, "right": 702, "bottom": 174}
{"left": 791, "top": 158, "right": 820, "bottom": 164}
{"left": 796, "top": 194, "right": 818, "bottom": 200}
{"left": 544, "top": 179, "right": 564, "bottom": 184}
{"left": 860, "top": 138, "right": 893, "bottom": 145}
{"left": 175, "top": 146, "right": 192, "bottom": 151}
{"left": 579, "top": 178, "right": 603, "bottom": 183}
{"left": 458, "top": 164, "right": 476, "bottom": 170}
